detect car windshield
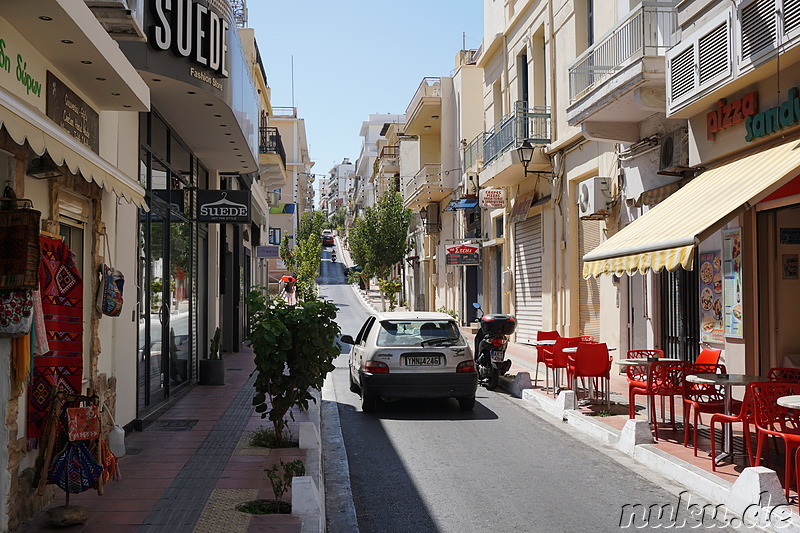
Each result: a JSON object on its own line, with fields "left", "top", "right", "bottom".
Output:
{"left": 376, "top": 320, "right": 464, "bottom": 347}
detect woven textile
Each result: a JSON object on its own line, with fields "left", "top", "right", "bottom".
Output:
{"left": 27, "top": 236, "right": 83, "bottom": 441}
{"left": 0, "top": 208, "right": 41, "bottom": 290}
{"left": 47, "top": 441, "right": 103, "bottom": 494}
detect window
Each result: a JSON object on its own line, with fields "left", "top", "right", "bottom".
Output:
{"left": 376, "top": 320, "right": 464, "bottom": 347}
{"left": 269, "top": 228, "right": 281, "bottom": 245}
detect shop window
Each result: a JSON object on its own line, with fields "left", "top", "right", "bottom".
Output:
{"left": 494, "top": 216, "right": 504, "bottom": 238}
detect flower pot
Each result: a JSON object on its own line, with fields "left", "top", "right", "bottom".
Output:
{"left": 199, "top": 359, "right": 225, "bottom": 386}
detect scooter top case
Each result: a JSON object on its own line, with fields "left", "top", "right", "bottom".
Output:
{"left": 479, "top": 314, "right": 517, "bottom": 336}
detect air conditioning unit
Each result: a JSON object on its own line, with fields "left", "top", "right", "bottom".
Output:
{"left": 659, "top": 129, "right": 690, "bottom": 175}
{"left": 578, "top": 176, "right": 612, "bottom": 219}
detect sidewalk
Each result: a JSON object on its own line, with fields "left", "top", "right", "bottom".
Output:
{"left": 19, "top": 347, "right": 309, "bottom": 533}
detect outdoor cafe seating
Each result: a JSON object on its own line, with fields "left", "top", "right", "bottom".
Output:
{"left": 534, "top": 330, "right": 560, "bottom": 388}
{"left": 750, "top": 381, "right": 800, "bottom": 499}
{"left": 544, "top": 336, "right": 581, "bottom": 396}
{"left": 681, "top": 363, "right": 730, "bottom": 456}
{"left": 567, "top": 342, "right": 612, "bottom": 410}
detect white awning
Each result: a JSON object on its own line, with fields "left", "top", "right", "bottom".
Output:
{"left": 0, "top": 91, "right": 146, "bottom": 208}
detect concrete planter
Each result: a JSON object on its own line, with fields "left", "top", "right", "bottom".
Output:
{"left": 199, "top": 359, "right": 225, "bottom": 386}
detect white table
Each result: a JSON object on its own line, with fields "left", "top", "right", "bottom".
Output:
{"left": 686, "top": 373, "right": 761, "bottom": 465}
{"left": 531, "top": 339, "right": 557, "bottom": 346}
{"left": 777, "top": 395, "right": 800, "bottom": 409}
{"left": 563, "top": 346, "right": 617, "bottom": 354}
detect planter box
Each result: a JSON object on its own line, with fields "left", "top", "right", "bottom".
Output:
{"left": 199, "top": 359, "right": 225, "bottom": 385}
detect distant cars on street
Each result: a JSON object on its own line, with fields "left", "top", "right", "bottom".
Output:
{"left": 340, "top": 311, "right": 477, "bottom": 412}
{"left": 322, "top": 229, "right": 334, "bottom": 247}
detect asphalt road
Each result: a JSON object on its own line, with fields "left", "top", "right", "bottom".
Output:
{"left": 318, "top": 247, "right": 743, "bottom": 533}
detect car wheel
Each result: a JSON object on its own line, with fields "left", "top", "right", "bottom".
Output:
{"left": 458, "top": 396, "right": 476, "bottom": 411}
{"left": 349, "top": 369, "right": 360, "bottom": 394}
{"left": 361, "top": 390, "right": 377, "bottom": 412}
{"left": 487, "top": 368, "right": 499, "bottom": 390}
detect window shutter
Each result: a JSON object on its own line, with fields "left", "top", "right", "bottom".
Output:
{"left": 699, "top": 23, "right": 730, "bottom": 84}
{"left": 669, "top": 47, "right": 695, "bottom": 102}
{"left": 784, "top": 0, "right": 800, "bottom": 35}
{"left": 741, "top": 0, "right": 776, "bottom": 59}
{"left": 579, "top": 219, "right": 602, "bottom": 340}
{"left": 514, "top": 215, "right": 543, "bottom": 344}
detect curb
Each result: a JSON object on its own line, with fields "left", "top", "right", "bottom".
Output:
{"left": 502, "top": 378, "right": 800, "bottom": 531}
{"left": 294, "top": 387, "right": 324, "bottom": 533}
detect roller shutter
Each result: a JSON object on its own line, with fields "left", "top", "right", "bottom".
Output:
{"left": 514, "top": 214, "right": 543, "bottom": 344}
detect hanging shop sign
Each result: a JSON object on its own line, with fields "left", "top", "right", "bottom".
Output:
{"left": 255, "top": 245, "right": 279, "bottom": 259}
{"left": 197, "top": 190, "right": 250, "bottom": 223}
{"left": 45, "top": 72, "right": 99, "bottom": 153}
{"left": 746, "top": 87, "right": 800, "bottom": 142}
{"left": 446, "top": 245, "right": 480, "bottom": 265}
{"left": 149, "top": 0, "right": 230, "bottom": 78}
{"left": 722, "top": 228, "right": 743, "bottom": 339}
{"left": 479, "top": 188, "right": 506, "bottom": 209}
{"left": 706, "top": 91, "right": 758, "bottom": 141}
{"left": 698, "top": 250, "right": 724, "bottom": 343}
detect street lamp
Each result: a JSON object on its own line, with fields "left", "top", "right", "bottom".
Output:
{"left": 516, "top": 140, "right": 536, "bottom": 177}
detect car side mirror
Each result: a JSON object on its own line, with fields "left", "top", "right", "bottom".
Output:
{"left": 339, "top": 334, "right": 355, "bottom": 345}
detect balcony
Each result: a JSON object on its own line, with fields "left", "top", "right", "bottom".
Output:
{"left": 258, "top": 126, "right": 288, "bottom": 189}
{"left": 405, "top": 78, "right": 442, "bottom": 135}
{"left": 403, "top": 164, "right": 450, "bottom": 211}
{"left": 465, "top": 102, "right": 552, "bottom": 187}
{"left": 373, "top": 145, "right": 400, "bottom": 176}
{"left": 566, "top": 2, "right": 679, "bottom": 140}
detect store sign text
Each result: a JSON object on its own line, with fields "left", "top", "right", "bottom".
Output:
{"left": 0, "top": 39, "right": 41, "bottom": 98}
{"left": 479, "top": 188, "right": 506, "bottom": 209}
{"left": 745, "top": 87, "right": 800, "bottom": 142}
{"left": 46, "top": 72, "right": 99, "bottom": 153}
{"left": 197, "top": 190, "right": 250, "bottom": 223}
{"left": 150, "top": 0, "right": 229, "bottom": 77}
{"left": 446, "top": 245, "right": 480, "bottom": 265}
{"left": 706, "top": 92, "right": 757, "bottom": 141}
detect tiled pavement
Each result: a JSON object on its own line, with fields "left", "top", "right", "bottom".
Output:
{"left": 19, "top": 347, "right": 305, "bottom": 533}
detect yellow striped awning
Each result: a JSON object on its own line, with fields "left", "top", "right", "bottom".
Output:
{"left": 583, "top": 139, "right": 800, "bottom": 278}
{"left": 0, "top": 92, "right": 146, "bottom": 209}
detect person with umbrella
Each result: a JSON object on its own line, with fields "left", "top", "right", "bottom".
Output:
{"left": 280, "top": 274, "right": 297, "bottom": 305}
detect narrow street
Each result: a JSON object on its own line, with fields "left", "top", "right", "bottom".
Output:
{"left": 319, "top": 247, "right": 740, "bottom": 533}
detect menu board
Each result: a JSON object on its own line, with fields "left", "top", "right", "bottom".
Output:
{"left": 699, "top": 251, "right": 724, "bottom": 343}
{"left": 722, "top": 228, "right": 743, "bottom": 338}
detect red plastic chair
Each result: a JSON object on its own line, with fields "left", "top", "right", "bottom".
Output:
{"left": 768, "top": 368, "right": 800, "bottom": 383}
{"left": 534, "top": 330, "right": 560, "bottom": 388}
{"left": 751, "top": 381, "right": 800, "bottom": 499}
{"left": 682, "top": 363, "right": 730, "bottom": 455}
{"left": 544, "top": 337, "right": 581, "bottom": 396}
{"left": 569, "top": 342, "right": 612, "bottom": 410}
{"left": 709, "top": 382, "right": 756, "bottom": 471}
{"left": 580, "top": 335, "right": 595, "bottom": 343}
{"left": 695, "top": 348, "right": 722, "bottom": 366}
{"left": 625, "top": 350, "right": 665, "bottom": 394}
{"left": 629, "top": 361, "right": 686, "bottom": 441}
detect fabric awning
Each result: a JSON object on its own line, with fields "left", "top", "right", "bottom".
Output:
{"left": 0, "top": 91, "right": 146, "bottom": 208}
{"left": 583, "top": 139, "right": 800, "bottom": 278}
{"left": 633, "top": 182, "right": 681, "bottom": 207}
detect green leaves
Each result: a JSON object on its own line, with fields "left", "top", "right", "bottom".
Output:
{"left": 247, "top": 289, "right": 341, "bottom": 446}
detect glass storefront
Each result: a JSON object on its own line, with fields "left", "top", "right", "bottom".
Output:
{"left": 137, "top": 111, "right": 205, "bottom": 418}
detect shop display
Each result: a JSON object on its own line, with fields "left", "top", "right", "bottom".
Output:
{"left": 723, "top": 229, "right": 743, "bottom": 338}
{"left": 27, "top": 235, "right": 83, "bottom": 443}
{"left": 699, "top": 251, "right": 724, "bottom": 343}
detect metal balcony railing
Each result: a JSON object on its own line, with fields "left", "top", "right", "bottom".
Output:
{"left": 569, "top": 1, "right": 679, "bottom": 102}
{"left": 379, "top": 145, "right": 400, "bottom": 159}
{"left": 463, "top": 133, "right": 484, "bottom": 173}
{"left": 271, "top": 107, "right": 297, "bottom": 117}
{"left": 482, "top": 102, "right": 551, "bottom": 165}
{"left": 259, "top": 126, "right": 286, "bottom": 168}
{"left": 406, "top": 77, "right": 442, "bottom": 117}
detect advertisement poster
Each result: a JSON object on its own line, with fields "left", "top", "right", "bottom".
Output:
{"left": 699, "top": 251, "right": 724, "bottom": 343}
{"left": 479, "top": 188, "right": 506, "bottom": 209}
{"left": 722, "top": 228, "right": 743, "bottom": 338}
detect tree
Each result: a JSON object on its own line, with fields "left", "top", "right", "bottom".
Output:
{"left": 348, "top": 190, "right": 411, "bottom": 299}
{"left": 247, "top": 290, "right": 340, "bottom": 447}
{"left": 279, "top": 210, "right": 325, "bottom": 301}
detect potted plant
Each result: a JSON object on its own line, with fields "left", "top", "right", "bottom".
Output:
{"left": 199, "top": 327, "right": 224, "bottom": 385}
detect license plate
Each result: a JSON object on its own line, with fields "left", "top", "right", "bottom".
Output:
{"left": 490, "top": 350, "right": 505, "bottom": 362}
{"left": 406, "top": 356, "right": 440, "bottom": 366}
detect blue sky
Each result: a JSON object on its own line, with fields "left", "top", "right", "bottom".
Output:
{"left": 247, "top": 1, "right": 483, "bottom": 181}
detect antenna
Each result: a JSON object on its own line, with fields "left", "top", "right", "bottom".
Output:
{"left": 291, "top": 56, "right": 295, "bottom": 108}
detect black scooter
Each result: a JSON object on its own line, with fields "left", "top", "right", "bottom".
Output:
{"left": 472, "top": 303, "right": 516, "bottom": 390}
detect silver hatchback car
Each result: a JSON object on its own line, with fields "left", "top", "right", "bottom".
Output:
{"left": 341, "top": 311, "right": 477, "bottom": 412}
